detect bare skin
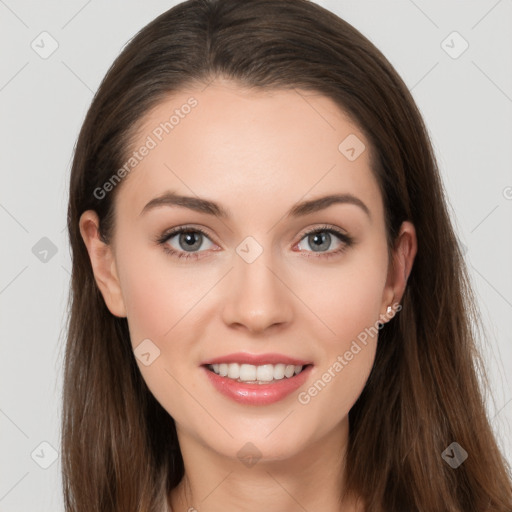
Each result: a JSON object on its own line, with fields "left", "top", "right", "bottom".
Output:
{"left": 80, "top": 78, "right": 417, "bottom": 512}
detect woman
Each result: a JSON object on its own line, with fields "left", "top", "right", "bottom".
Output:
{"left": 62, "top": 0, "right": 512, "bottom": 510}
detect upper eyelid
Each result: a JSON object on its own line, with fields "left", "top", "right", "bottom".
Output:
{"left": 159, "top": 225, "right": 214, "bottom": 243}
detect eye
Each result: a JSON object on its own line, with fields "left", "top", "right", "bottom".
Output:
{"left": 156, "top": 224, "right": 354, "bottom": 262}
{"left": 156, "top": 226, "right": 216, "bottom": 261}
{"left": 295, "top": 225, "right": 353, "bottom": 259}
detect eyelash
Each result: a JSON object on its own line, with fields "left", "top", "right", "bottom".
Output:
{"left": 156, "top": 224, "right": 354, "bottom": 261}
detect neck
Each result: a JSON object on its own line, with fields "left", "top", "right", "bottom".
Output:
{"left": 168, "top": 418, "right": 363, "bottom": 512}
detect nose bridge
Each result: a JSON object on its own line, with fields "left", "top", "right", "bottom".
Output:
{"left": 221, "top": 234, "right": 293, "bottom": 332}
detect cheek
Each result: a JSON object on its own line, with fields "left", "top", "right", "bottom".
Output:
{"left": 297, "top": 250, "right": 388, "bottom": 342}
{"left": 119, "top": 264, "right": 170, "bottom": 345}
{"left": 294, "top": 246, "right": 386, "bottom": 411}
{"left": 297, "top": 341, "right": 376, "bottom": 425}
{"left": 115, "top": 247, "right": 203, "bottom": 417}
{"left": 115, "top": 238, "right": 203, "bottom": 345}
{"left": 297, "top": 266, "right": 384, "bottom": 418}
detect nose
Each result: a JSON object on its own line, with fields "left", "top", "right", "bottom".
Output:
{"left": 221, "top": 246, "right": 293, "bottom": 334}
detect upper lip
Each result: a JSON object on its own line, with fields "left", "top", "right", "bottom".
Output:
{"left": 201, "top": 352, "right": 312, "bottom": 366}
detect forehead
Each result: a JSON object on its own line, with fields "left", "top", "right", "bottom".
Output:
{"left": 116, "top": 80, "right": 382, "bottom": 223}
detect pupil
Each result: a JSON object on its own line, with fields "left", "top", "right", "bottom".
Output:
{"left": 180, "top": 232, "right": 201, "bottom": 251}
{"left": 310, "top": 232, "right": 330, "bottom": 252}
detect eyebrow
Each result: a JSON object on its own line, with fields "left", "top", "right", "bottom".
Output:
{"left": 139, "top": 191, "right": 371, "bottom": 219}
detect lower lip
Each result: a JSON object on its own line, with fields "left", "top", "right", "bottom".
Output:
{"left": 202, "top": 365, "right": 313, "bottom": 405}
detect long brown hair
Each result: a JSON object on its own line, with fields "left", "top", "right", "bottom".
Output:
{"left": 62, "top": 0, "right": 512, "bottom": 510}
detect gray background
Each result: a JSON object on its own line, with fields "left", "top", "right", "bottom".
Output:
{"left": 1, "top": 0, "right": 511, "bottom": 510}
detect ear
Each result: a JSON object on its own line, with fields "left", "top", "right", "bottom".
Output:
{"left": 380, "top": 221, "right": 417, "bottom": 320}
{"left": 79, "top": 210, "right": 127, "bottom": 317}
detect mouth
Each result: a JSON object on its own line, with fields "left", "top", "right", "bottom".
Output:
{"left": 204, "top": 362, "right": 312, "bottom": 385}
{"left": 202, "top": 362, "right": 314, "bottom": 405}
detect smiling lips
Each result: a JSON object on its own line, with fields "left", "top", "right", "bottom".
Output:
{"left": 201, "top": 352, "right": 313, "bottom": 405}
{"left": 202, "top": 352, "right": 312, "bottom": 383}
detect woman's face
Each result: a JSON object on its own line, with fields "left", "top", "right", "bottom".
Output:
{"left": 82, "top": 79, "right": 414, "bottom": 464}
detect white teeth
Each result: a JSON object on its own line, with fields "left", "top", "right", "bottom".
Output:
{"left": 208, "top": 362, "right": 305, "bottom": 382}
{"left": 284, "top": 365, "right": 295, "bottom": 378}
{"left": 239, "top": 364, "right": 257, "bottom": 381}
{"left": 273, "top": 364, "right": 285, "bottom": 380}
{"left": 227, "top": 363, "right": 240, "bottom": 379}
{"left": 256, "top": 364, "right": 274, "bottom": 382}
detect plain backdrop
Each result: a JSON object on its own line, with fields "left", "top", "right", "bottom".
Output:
{"left": 1, "top": 1, "right": 511, "bottom": 510}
